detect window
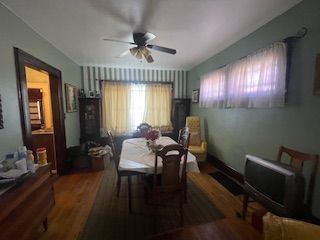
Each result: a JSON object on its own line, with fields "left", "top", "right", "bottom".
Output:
{"left": 101, "top": 82, "right": 172, "bottom": 135}
{"left": 199, "top": 42, "right": 287, "bottom": 108}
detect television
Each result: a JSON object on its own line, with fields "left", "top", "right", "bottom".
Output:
{"left": 244, "top": 154, "right": 305, "bottom": 217}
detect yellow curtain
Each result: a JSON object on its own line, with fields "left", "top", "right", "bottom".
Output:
{"left": 102, "top": 82, "right": 131, "bottom": 135}
{"left": 143, "top": 84, "right": 172, "bottom": 131}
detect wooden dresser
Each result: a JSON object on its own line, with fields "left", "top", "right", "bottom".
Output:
{"left": 0, "top": 165, "right": 56, "bottom": 240}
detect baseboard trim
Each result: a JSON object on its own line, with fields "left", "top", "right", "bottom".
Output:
{"left": 207, "top": 153, "right": 244, "bottom": 184}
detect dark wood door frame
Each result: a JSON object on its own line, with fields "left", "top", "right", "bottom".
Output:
{"left": 14, "top": 48, "right": 67, "bottom": 175}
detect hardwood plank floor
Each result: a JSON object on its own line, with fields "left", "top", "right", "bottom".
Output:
{"left": 189, "top": 162, "right": 261, "bottom": 221}
{"left": 32, "top": 170, "right": 104, "bottom": 240}
{"left": 35, "top": 161, "right": 261, "bottom": 240}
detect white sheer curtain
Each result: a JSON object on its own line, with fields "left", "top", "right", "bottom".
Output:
{"left": 199, "top": 42, "right": 287, "bottom": 108}
{"left": 102, "top": 82, "right": 132, "bottom": 135}
{"left": 143, "top": 84, "right": 172, "bottom": 131}
{"left": 199, "top": 67, "right": 226, "bottom": 108}
{"left": 129, "top": 84, "right": 145, "bottom": 131}
{"left": 101, "top": 82, "right": 172, "bottom": 135}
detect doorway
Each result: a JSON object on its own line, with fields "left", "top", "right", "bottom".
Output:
{"left": 14, "top": 48, "right": 67, "bottom": 175}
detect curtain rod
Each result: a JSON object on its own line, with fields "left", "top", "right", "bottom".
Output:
{"left": 97, "top": 79, "right": 173, "bottom": 85}
{"left": 203, "top": 27, "right": 308, "bottom": 74}
{"left": 283, "top": 27, "right": 308, "bottom": 42}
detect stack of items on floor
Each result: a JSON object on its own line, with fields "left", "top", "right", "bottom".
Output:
{"left": 88, "top": 145, "right": 113, "bottom": 171}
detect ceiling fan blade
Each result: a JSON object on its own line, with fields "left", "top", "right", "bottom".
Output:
{"left": 133, "top": 32, "right": 156, "bottom": 45}
{"left": 146, "top": 44, "right": 176, "bottom": 54}
{"left": 103, "top": 38, "right": 135, "bottom": 45}
{"left": 117, "top": 50, "right": 130, "bottom": 58}
{"left": 143, "top": 32, "right": 156, "bottom": 42}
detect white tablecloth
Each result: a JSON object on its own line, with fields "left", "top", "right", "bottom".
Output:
{"left": 119, "top": 136, "right": 200, "bottom": 174}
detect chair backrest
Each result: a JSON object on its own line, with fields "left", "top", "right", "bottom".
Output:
{"left": 137, "top": 123, "right": 152, "bottom": 137}
{"left": 178, "top": 127, "right": 190, "bottom": 149}
{"left": 106, "top": 131, "right": 120, "bottom": 171}
{"left": 186, "top": 116, "right": 200, "bottom": 132}
{"left": 277, "top": 145, "right": 319, "bottom": 208}
{"left": 154, "top": 144, "right": 187, "bottom": 192}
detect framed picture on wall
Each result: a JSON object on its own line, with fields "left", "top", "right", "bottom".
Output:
{"left": 0, "top": 94, "right": 3, "bottom": 129}
{"left": 313, "top": 54, "right": 320, "bottom": 95}
{"left": 192, "top": 89, "right": 199, "bottom": 103}
{"left": 65, "top": 84, "right": 78, "bottom": 112}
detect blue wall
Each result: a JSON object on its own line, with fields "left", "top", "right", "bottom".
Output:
{"left": 0, "top": 3, "right": 81, "bottom": 158}
{"left": 188, "top": 0, "right": 320, "bottom": 217}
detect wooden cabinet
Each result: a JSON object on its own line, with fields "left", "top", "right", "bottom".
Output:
{"left": 171, "top": 98, "right": 191, "bottom": 141}
{"left": 79, "top": 98, "right": 101, "bottom": 143}
{"left": 0, "top": 165, "right": 56, "bottom": 240}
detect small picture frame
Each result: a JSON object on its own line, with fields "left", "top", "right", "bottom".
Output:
{"left": 65, "top": 84, "right": 78, "bottom": 112}
{"left": 95, "top": 90, "right": 101, "bottom": 98}
{"left": 192, "top": 89, "right": 199, "bottom": 103}
{"left": 313, "top": 54, "right": 320, "bottom": 95}
{"left": 88, "top": 90, "right": 95, "bottom": 98}
{"left": 79, "top": 89, "right": 86, "bottom": 98}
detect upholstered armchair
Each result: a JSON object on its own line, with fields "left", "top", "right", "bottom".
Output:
{"left": 185, "top": 116, "right": 207, "bottom": 162}
{"left": 263, "top": 212, "right": 320, "bottom": 240}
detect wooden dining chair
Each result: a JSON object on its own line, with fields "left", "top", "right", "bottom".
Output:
{"left": 241, "top": 145, "right": 319, "bottom": 219}
{"left": 136, "top": 123, "right": 152, "bottom": 137}
{"left": 177, "top": 127, "right": 190, "bottom": 201}
{"left": 106, "top": 131, "right": 142, "bottom": 213}
{"left": 178, "top": 127, "right": 190, "bottom": 149}
{"left": 144, "top": 144, "right": 188, "bottom": 227}
{"left": 277, "top": 146, "right": 319, "bottom": 211}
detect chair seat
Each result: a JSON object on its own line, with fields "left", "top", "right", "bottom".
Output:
{"left": 119, "top": 170, "right": 142, "bottom": 177}
{"left": 189, "top": 145, "right": 206, "bottom": 154}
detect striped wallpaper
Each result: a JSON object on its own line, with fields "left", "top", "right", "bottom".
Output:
{"left": 81, "top": 66, "right": 188, "bottom": 98}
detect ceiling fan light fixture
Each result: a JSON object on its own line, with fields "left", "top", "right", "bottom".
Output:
{"left": 104, "top": 32, "right": 176, "bottom": 63}
{"left": 130, "top": 47, "right": 138, "bottom": 56}
{"left": 136, "top": 49, "right": 143, "bottom": 59}
{"left": 140, "top": 47, "right": 150, "bottom": 57}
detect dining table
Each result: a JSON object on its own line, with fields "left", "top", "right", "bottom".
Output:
{"left": 119, "top": 136, "right": 200, "bottom": 174}
{"left": 119, "top": 136, "right": 200, "bottom": 213}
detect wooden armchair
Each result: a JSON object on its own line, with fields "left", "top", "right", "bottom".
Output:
{"left": 186, "top": 116, "right": 207, "bottom": 162}
{"left": 144, "top": 144, "right": 188, "bottom": 226}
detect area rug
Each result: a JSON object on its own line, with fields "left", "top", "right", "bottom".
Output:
{"left": 210, "top": 171, "right": 243, "bottom": 196}
{"left": 78, "top": 161, "right": 224, "bottom": 240}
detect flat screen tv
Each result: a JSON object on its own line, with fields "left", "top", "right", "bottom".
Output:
{"left": 244, "top": 154, "right": 305, "bottom": 217}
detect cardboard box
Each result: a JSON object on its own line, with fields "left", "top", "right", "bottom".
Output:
{"left": 91, "top": 155, "right": 109, "bottom": 171}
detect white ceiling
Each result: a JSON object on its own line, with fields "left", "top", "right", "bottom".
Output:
{"left": 1, "top": 0, "right": 301, "bottom": 70}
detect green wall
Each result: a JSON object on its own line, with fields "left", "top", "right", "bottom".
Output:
{"left": 188, "top": 0, "right": 320, "bottom": 217}
{"left": 0, "top": 4, "right": 81, "bottom": 158}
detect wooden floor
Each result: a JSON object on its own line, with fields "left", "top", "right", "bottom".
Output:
{"left": 34, "top": 161, "right": 261, "bottom": 240}
{"left": 32, "top": 170, "right": 104, "bottom": 240}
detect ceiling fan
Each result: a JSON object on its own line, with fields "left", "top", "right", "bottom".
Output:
{"left": 104, "top": 32, "right": 176, "bottom": 63}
